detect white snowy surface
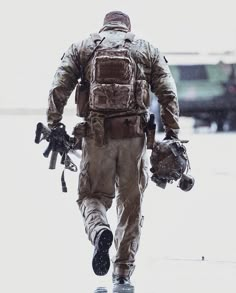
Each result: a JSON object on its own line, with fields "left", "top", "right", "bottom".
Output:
{"left": 1, "top": 115, "right": 236, "bottom": 293}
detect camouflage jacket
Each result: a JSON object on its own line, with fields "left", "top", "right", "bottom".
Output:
{"left": 47, "top": 24, "right": 180, "bottom": 137}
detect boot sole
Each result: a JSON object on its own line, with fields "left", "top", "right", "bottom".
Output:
{"left": 113, "top": 283, "right": 134, "bottom": 292}
{"left": 92, "top": 229, "right": 113, "bottom": 276}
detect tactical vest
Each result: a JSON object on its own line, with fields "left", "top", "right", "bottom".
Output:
{"left": 90, "top": 32, "right": 137, "bottom": 113}
{"left": 75, "top": 32, "right": 150, "bottom": 117}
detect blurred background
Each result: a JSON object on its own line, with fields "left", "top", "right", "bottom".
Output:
{"left": 150, "top": 51, "right": 236, "bottom": 132}
{"left": 1, "top": 0, "right": 236, "bottom": 129}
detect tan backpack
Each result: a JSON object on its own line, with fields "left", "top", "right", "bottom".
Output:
{"left": 75, "top": 32, "right": 151, "bottom": 117}
{"left": 75, "top": 32, "right": 137, "bottom": 116}
{"left": 88, "top": 32, "right": 136, "bottom": 113}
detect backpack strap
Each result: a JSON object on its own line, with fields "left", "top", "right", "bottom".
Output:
{"left": 90, "top": 33, "right": 102, "bottom": 44}
{"left": 124, "top": 32, "right": 135, "bottom": 43}
{"left": 85, "top": 33, "right": 105, "bottom": 64}
{"left": 80, "top": 34, "right": 105, "bottom": 78}
{"left": 124, "top": 32, "right": 135, "bottom": 49}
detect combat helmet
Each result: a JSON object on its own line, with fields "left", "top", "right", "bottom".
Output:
{"left": 150, "top": 139, "right": 194, "bottom": 191}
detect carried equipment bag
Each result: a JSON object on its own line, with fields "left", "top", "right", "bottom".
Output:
{"left": 89, "top": 32, "right": 136, "bottom": 112}
{"left": 75, "top": 32, "right": 137, "bottom": 116}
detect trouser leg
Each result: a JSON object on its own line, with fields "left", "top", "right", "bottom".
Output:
{"left": 77, "top": 137, "right": 116, "bottom": 244}
{"left": 112, "top": 136, "right": 149, "bottom": 277}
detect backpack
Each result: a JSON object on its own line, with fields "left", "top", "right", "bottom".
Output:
{"left": 88, "top": 32, "right": 136, "bottom": 113}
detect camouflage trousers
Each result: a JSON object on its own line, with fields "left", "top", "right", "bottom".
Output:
{"left": 77, "top": 135, "right": 149, "bottom": 277}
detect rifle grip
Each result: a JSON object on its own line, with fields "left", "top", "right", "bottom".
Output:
{"left": 49, "top": 151, "right": 58, "bottom": 169}
{"left": 43, "top": 141, "right": 52, "bottom": 158}
{"left": 35, "top": 122, "right": 43, "bottom": 144}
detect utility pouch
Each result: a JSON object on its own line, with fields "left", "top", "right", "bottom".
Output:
{"left": 72, "top": 122, "right": 88, "bottom": 138}
{"left": 135, "top": 80, "right": 150, "bottom": 109}
{"left": 146, "top": 114, "right": 156, "bottom": 149}
{"left": 72, "top": 122, "right": 88, "bottom": 150}
{"left": 75, "top": 82, "right": 90, "bottom": 117}
{"left": 90, "top": 116, "right": 105, "bottom": 147}
{"left": 106, "top": 115, "right": 144, "bottom": 139}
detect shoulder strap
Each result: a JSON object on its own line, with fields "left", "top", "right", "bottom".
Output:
{"left": 84, "top": 34, "right": 105, "bottom": 65}
{"left": 90, "top": 33, "right": 102, "bottom": 44}
{"left": 124, "top": 32, "right": 135, "bottom": 43}
{"left": 80, "top": 34, "right": 105, "bottom": 79}
{"left": 124, "top": 32, "right": 135, "bottom": 49}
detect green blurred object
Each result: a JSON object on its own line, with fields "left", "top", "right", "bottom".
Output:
{"left": 151, "top": 52, "right": 236, "bottom": 132}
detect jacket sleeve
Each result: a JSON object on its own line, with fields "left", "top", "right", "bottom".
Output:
{"left": 149, "top": 46, "right": 180, "bottom": 138}
{"left": 47, "top": 43, "right": 81, "bottom": 126}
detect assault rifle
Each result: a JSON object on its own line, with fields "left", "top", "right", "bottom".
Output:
{"left": 34, "top": 122, "right": 78, "bottom": 192}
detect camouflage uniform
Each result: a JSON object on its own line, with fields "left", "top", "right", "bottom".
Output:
{"left": 47, "top": 12, "right": 179, "bottom": 279}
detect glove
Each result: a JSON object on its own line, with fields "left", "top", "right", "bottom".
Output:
{"left": 47, "top": 119, "right": 62, "bottom": 130}
{"left": 46, "top": 122, "right": 68, "bottom": 152}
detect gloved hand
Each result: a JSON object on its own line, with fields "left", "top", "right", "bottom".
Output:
{"left": 47, "top": 120, "right": 61, "bottom": 130}
{"left": 46, "top": 122, "right": 69, "bottom": 152}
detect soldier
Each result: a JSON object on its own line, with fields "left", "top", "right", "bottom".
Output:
{"left": 47, "top": 11, "right": 180, "bottom": 286}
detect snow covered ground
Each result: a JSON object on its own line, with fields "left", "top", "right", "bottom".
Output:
{"left": 1, "top": 115, "right": 236, "bottom": 293}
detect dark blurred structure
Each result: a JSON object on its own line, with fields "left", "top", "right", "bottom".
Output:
{"left": 151, "top": 51, "right": 236, "bottom": 132}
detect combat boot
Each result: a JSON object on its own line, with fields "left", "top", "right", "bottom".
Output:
{"left": 112, "top": 275, "right": 130, "bottom": 285}
{"left": 112, "top": 274, "right": 134, "bottom": 292}
{"left": 92, "top": 229, "right": 113, "bottom": 276}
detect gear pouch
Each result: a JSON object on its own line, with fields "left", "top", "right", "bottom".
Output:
{"left": 106, "top": 115, "right": 144, "bottom": 139}
{"left": 75, "top": 82, "right": 90, "bottom": 117}
{"left": 135, "top": 80, "right": 150, "bottom": 109}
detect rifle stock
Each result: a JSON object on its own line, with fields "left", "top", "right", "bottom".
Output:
{"left": 35, "top": 122, "right": 62, "bottom": 169}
